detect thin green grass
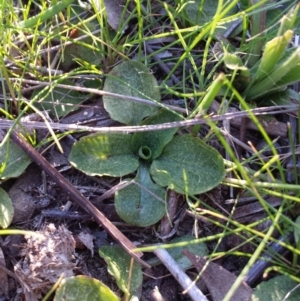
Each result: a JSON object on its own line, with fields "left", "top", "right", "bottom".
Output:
{"left": 1, "top": 0, "right": 300, "bottom": 299}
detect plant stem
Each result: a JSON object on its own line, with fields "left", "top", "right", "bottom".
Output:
{"left": 245, "top": 48, "right": 300, "bottom": 99}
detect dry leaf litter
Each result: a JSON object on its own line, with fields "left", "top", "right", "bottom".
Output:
{"left": 14, "top": 223, "right": 75, "bottom": 301}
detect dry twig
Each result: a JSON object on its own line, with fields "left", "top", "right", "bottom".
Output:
{"left": 9, "top": 131, "right": 150, "bottom": 269}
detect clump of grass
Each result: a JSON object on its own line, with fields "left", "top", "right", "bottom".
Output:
{"left": 1, "top": 0, "right": 300, "bottom": 300}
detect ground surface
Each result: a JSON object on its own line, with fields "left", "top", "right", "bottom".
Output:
{"left": 0, "top": 1, "right": 299, "bottom": 301}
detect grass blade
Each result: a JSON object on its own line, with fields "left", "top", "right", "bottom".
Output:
{"left": 251, "top": 30, "right": 293, "bottom": 84}
{"left": 17, "top": 0, "right": 76, "bottom": 28}
{"left": 244, "top": 47, "right": 300, "bottom": 99}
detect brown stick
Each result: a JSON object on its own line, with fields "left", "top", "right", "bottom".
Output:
{"left": 10, "top": 131, "right": 150, "bottom": 269}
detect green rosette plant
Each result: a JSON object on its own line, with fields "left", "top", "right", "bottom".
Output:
{"left": 69, "top": 61, "right": 225, "bottom": 227}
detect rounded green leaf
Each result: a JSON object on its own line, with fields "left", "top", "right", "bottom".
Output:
{"left": 115, "top": 163, "right": 166, "bottom": 227}
{"left": 252, "top": 275, "right": 300, "bottom": 301}
{"left": 54, "top": 275, "right": 119, "bottom": 301}
{"left": 224, "top": 52, "right": 249, "bottom": 72}
{"left": 103, "top": 61, "right": 160, "bottom": 125}
{"left": 69, "top": 133, "right": 139, "bottom": 177}
{"left": 99, "top": 245, "right": 143, "bottom": 295}
{"left": 150, "top": 135, "right": 225, "bottom": 195}
{"left": 61, "top": 20, "right": 104, "bottom": 69}
{"left": 0, "top": 141, "right": 31, "bottom": 179}
{"left": 183, "top": 0, "right": 238, "bottom": 35}
{"left": 168, "top": 235, "right": 209, "bottom": 270}
{"left": 147, "top": 235, "right": 208, "bottom": 270}
{"left": 32, "top": 79, "right": 87, "bottom": 118}
{"left": 132, "top": 109, "right": 182, "bottom": 160}
{"left": 0, "top": 188, "right": 14, "bottom": 229}
{"left": 183, "top": 0, "right": 215, "bottom": 25}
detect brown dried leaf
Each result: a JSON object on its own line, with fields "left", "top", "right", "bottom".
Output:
{"left": 183, "top": 250, "right": 252, "bottom": 301}
{"left": 78, "top": 231, "right": 94, "bottom": 257}
{"left": 0, "top": 247, "right": 9, "bottom": 298}
{"left": 104, "top": 0, "right": 130, "bottom": 31}
{"left": 160, "top": 190, "right": 179, "bottom": 237}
